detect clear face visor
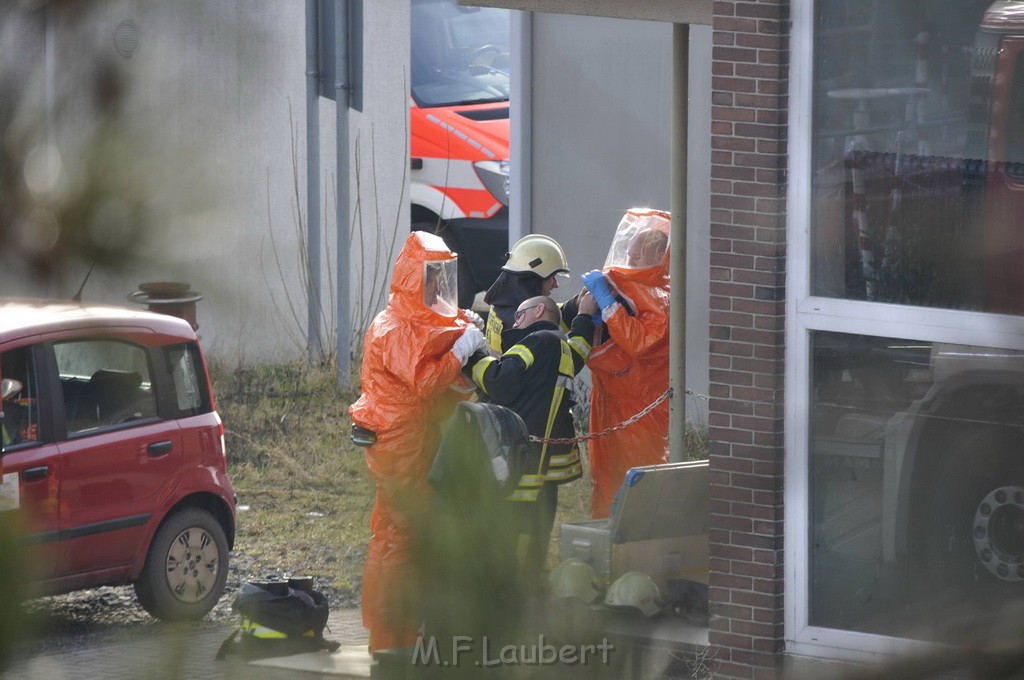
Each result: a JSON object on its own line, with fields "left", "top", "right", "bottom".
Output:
{"left": 603, "top": 212, "right": 671, "bottom": 270}
{"left": 423, "top": 259, "right": 459, "bottom": 316}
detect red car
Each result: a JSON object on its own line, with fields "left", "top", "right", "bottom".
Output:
{"left": 0, "top": 299, "right": 236, "bottom": 621}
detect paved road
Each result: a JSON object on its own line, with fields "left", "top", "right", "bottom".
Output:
{"left": 4, "top": 609, "right": 370, "bottom": 680}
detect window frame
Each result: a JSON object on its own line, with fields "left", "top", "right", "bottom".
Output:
{"left": 52, "top": 336, "right": 161, "bottom": 439}
{"left": 785, "top": 0, "right": 1024, "bottom": 660}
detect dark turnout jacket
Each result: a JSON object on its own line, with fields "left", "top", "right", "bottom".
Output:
{"left": 465, "top": 316, "right": 595, "bottom": 499}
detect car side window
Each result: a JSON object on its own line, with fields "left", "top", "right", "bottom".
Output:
{"left": 165, "top": 343, "right": 210, "bottom": 417}
{"left": 0, "top": 346, "right": 41, "bottom": 447}
{"left": 55, "top": 339, "right": 157, "bottom": 435}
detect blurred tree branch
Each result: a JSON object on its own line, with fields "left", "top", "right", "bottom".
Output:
{"left": 1, "top": 0, "right": 149, "bottom": 288}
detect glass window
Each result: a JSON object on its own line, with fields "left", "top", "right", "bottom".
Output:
{"left": 55, "top": 339, "right": 157, "bottom": 434}
{"left": 164, "top": 343, "right": 210, "bottom": 417}
{"left": 809, "top": 331, "right": 1024, "bottom": 642}
{"left": 811, "top": 0, "right": 1024, "bottom": 314}
{"left": 410, "top": 0, "right": 510, "bottom": 106}
{"left": 1, "top": 346, "right": 41, "bottom": 447}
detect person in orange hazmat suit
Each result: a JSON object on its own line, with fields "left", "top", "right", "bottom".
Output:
{"left": 349, "top": 231, "right": 488, "bottom": 652}
{"left": 580, "top": 208, "right": 671, "bottom": 518}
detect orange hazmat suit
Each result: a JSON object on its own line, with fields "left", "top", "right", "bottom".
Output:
{"left": 349, "top": 231, "right": 476, "bottom": 652}
{"left": 586, "top": 209, "right": 671, "bottom": 518}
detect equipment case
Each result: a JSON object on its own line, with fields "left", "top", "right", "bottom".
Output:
{"left": 558, "top": 460, "right": 709, "bottom": 591}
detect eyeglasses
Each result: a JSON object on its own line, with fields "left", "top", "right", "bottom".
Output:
{"left": 513, "top": 304, "right": 544, "bottom": 324}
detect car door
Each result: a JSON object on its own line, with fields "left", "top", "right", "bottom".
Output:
{"left": 1, "top": 342, "right": 62, "bottom": 582}
{"left": 52, "top": 337, "right": 182, "bottom": 577}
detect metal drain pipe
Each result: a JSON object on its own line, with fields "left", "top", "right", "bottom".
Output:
{"left": 305, "top": 0, "right": 323, "bottom": 362}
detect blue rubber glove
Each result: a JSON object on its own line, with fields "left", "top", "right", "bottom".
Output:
{"left": 581, "top": 270, "right": 615, "bottom": 311}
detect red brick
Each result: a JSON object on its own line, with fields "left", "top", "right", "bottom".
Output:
{"left": 732, "top": 211, "right": 781, "bottom": 228}
{"left": 712, "top": 120, "right": 735, "bottom": 134}
{"left": 714, "top": 136, "right": 757, "bottom": 152}
{"left": 737, "top": 33, "right": 782, "bottom": 50}
{"left": 714, "top": 76, "right": 759, "bottom": 93}
{"left": 713, "top": 46, "right": 759, "bottom": 63}
{"left": 713, "top": 1, "right": 736, "bottom": 16}
{"left": 732, "top": 591, "right": 777, "bottom": 609}
{"left": 712, "top": 178, "right": 734, "bottom": 193}
{"left": 715, "top": 427, "right": 754, "bottom": 444}
{"left": 709, "top": 356, "right": 731, "bottom": 372}
{"left": 714, "top": 31, "right": 737, "bottom": 46}
{"left": 732, "top": 620, "right": 781, "bottom": 638}
{"left": 734, "top": 2, "right": 783, "bottom": 20}
{"left": 710, "top": 253, "right": 756, "bottom": 270}
{"left": 715, "top": 633, "right": 754, "bottom": 649}
{"left": 714, "top": 61, "right": 736, "bottom": 76}
{"left": 710, "top": 483, "right": 753, "bottom": 502}
{"left": 713, "top": 164, "right": 757, "bottom": 180}
{"left": 714, "top": 223, "right": 758, "bottom": 240}
{"left": 710, "top": 295, "right": 732, "bottom": 311}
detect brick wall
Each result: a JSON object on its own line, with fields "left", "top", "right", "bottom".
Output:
{"left": 707, "top": 0, "right": 789, "bottom": 678}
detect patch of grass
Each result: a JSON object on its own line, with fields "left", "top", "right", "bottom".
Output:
{"left": 210, "top": 360, "right": 372, "bottom": 596}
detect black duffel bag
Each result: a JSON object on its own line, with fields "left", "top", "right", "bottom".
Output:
{"left": 216, "top": 578, "right": 340, "bottom": 660}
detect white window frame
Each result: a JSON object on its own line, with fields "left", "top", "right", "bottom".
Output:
{"left": 784, "top": 0, "right": 1024, "bottom": 661}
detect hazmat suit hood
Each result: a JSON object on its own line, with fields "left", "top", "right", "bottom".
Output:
{"left": 603, "top": 208, "right": 671, "bottom": 294}
{"left": 386, "top": 231, "right": 471, "bottom": 355}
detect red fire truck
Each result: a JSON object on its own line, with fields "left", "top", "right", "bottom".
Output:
{"left": 410, "top": 0, "right": 511, "bottom": 308}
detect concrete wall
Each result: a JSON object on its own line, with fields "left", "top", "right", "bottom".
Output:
{"left": 519, "top": 13, "right": 712, "bottom": 423}
{"left": 0, "top": 1, "right": 409, "bottom": 365}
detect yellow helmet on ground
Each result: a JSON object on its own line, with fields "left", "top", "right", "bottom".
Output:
{"left": 604, "top": 571, "right": 662, "bottom": 617}
{"left": 548, "top": 558, "right": 601, "bottom": 604}
{"left": 503, "top": 234, "right": 570, "bottom": 279}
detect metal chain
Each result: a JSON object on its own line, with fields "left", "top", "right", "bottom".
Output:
{"left": 529, "top": 386, "right": 707, "bottom": 445}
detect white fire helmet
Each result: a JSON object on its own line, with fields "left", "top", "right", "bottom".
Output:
{"left": 503, "top": 234, "right": 570, "bottom": 279}
{"left": 1, "top": 379, "right": 22, "bottom": 400}
{"left": 424, "top": 258, "right": 459, "bottom": 317}
{"left": 603, "top": 208, "right": 671, "bottom": 270}
{"left": 548, "top": 558, "right": 601, "bottom": 604}
{"left": 604, "top": 571, "right": 662, "bottom": 617}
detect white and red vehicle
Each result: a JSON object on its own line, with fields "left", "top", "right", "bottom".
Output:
{"left": 410, "top": 0, "right": 511, "bottom": 308}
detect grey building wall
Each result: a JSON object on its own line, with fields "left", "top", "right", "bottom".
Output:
{"left": 0, "top": 1, "right": 410, "bottom": 365}
{"left": 517, "top": 13, "right": 711, "bottom": 423}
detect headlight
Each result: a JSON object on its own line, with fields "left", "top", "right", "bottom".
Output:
{"left": 473, "top": 159, "right": 510, "bottom": 205}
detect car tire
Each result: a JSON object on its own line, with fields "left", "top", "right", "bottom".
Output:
{"left": 134, "top": 507, "right": 229, "bottom": 621}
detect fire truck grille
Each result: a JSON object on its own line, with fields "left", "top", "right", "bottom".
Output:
{"left": 456, "top": 107, "right": 510, "bottom": 122}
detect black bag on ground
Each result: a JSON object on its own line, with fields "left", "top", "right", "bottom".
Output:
{"left": 215, "top": 579, "right": 341, "bottom": 660}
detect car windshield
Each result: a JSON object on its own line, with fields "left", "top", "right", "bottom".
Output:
{"left": 411, "top": 0, "right": 510, "bottom": 107}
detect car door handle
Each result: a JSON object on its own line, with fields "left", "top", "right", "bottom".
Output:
{"left": 147, "top": 441, "right": 173, "bottom": 456}
{"left": 22, "top": 466, "right": 49, "bottom": 483}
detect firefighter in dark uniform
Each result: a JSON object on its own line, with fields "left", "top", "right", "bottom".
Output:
{"left": 483, "top": 234, "right": 580, "bottom": 353}
{"left": 465, "top": 293, "right": 599, "bottom": 579}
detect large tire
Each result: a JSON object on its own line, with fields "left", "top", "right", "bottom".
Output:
{"left": 924, "top": 426, "right": 1024, "bottom": 592}
{"left": 134, "top": 507, "right": 229, "bottom": 621}
{"left": 412, "top": 218, "right": 480, "bottom": 310}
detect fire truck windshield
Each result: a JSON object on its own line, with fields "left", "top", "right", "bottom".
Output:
{"left": 411, "top": 0, "right": 511, "bottom": 107}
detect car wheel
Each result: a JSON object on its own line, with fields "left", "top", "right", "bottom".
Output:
{"left": 134, "top": 507, "right": 229, "bottom": 621}
{"left": 925, "top": 426, "right": 1024, "bottom": 592}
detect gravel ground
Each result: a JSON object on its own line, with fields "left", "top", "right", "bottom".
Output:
{"left": 13, "top": 546, "right": 361, "bottom": 657}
